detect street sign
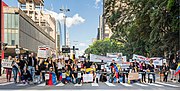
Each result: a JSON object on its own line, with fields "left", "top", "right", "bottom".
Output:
{"left": 15, "top": 48, "right": 20, "bottom": 54}
{"left": 62, "top": 47, "right": 70, "bottom": 53}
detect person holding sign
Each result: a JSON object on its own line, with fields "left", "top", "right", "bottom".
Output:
{"left": 5, "top": 56, "right": 13, "bottom": 82}
{"left": 147, "top": 60, "right": 155, "bottom": 83}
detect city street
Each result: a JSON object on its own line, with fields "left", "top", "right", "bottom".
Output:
{"left": 0, "top": 81, "right": 179, "bottom": 90}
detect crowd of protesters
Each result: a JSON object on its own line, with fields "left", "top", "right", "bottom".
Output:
{"left": 3, "top": 51, "right": 180, "bottom": 84}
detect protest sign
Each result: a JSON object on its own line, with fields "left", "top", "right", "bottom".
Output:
{"left": 2, "top": 59, "right": 13, "bottom": 69}
{"left": 45, "top": 74, "right": 50, "bottom": 80}
{"left": 37, "top": 45, "right": 50, "bottom": 59}
{"left": 83, "top": 74, "right": 93, "bottom": 82}
{"left": 128, "top": 73, "right": 139, "bottom": 80}
{"left": 90, "top": 54, "right": 112, "bottom": 62}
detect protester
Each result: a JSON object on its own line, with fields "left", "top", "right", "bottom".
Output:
{"left": 11, "top": 57, "right": 19, "bottom": 83}
{"left": 170, "top": 58, "right": 177, "bottom": 81}
{"left": 100, "top": 68, "right": 107, "bottom": 82}
{"left": 18, "top": 55, "right": 26, "bottom": 82}
{"left": 22, "top": 67, "right": 32, "bottom": 84}
{"left": 71, "top": 66, "right": 78, "bottom": 84}
{"left": 110, "top": 59, "right": 116, "bottom": 73}
{"left": 163, "top": 63, "right": 170, "bottom": 82}
{"left": 6, "top": 56, "right": 13, "bottom": 82}
{"left": 27, "top": 53, "right": 37, "bottom": 82}
{"left": 141, "top": 62, "right": 147, "bottom": 83}
{"left": 147, "top": 60, "right": 155, "bottom": 83}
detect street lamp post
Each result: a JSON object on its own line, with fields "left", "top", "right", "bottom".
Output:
{"left": 60, "top": 8, "right": 70, "bottom": 47}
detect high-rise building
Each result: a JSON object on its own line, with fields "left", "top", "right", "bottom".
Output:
{"left": 1, "top": 2, "right": 56, "bottom": 57}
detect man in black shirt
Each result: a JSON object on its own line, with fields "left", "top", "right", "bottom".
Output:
{"left": 27, "top": 53, "right": 37, "bottom": 82}
{"left": 110, "top": 59, "right": 116, "bottom": 73}
{"left": 170, "top": 59, "right": 177, "bottom": 81}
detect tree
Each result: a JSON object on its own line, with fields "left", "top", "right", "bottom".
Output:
{"left": 85, "top": 38, "right": 123, "bottom": 56}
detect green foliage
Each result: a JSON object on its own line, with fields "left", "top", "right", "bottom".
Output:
{"left": 104, "top": 0, "right": 179, "bottom": 58}
{"left": 85, "top": 38, "right": 123, "bottom": 56}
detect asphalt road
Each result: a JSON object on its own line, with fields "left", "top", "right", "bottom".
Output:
{"left": 0, "top": 81, "right": 179, "bottom": 90}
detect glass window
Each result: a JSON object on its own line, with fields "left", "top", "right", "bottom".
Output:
{"left": 11, "top": 40, "right": 15, "bottom": 46}
{"left": 15, "top": 14, "right": 19, "bottom": 28}
{"left": 4, "top": 29, "right": 7, "bottom": 43}
{"left": 4, "top": 14, "right": 7, "bottom": 28}
{"left": 7, "top": 14, "right": 12, "bottom": 28}
{"left": 12, "top": 14, "right": 15, "bottom": 28}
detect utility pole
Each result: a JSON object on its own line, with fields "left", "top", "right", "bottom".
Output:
{"left": 60, "top": 7, "right": 70, "bottom": 47}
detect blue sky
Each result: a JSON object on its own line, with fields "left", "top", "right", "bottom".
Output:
{"left": 3, "top": 0, "right": 103, "bottom": 56}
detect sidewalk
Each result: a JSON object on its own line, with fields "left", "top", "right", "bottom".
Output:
{"left": 0, "top": 74, "right": 13, "bottom": 84}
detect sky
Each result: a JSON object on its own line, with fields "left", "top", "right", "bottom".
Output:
{"left": 3, "top": 0, "right": 103, "bottom": 56}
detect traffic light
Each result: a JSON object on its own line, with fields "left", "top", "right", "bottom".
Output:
{"left": 62, "top": 47, "right": 70, "bottom": 53}
{"left": 2, "top": 43, "right": 8, "bottom": 50}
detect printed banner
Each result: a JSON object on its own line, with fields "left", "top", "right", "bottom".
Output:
{"left": 90, "top": 54, "right": 113, "bottom": 62}
{"left": 37, "top": 45, "right": 50, "bottom": 58}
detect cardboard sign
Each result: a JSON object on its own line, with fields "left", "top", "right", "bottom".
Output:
{"left": 83, "top": 74, "right": 93, "bottom": 82}
{"left": 101, "top": 65, "right": 105, "bottom": 69}
{"left": 2, "top": 59, "right": 13, "bottom": 68}
{"left": 128, "top": 73, "right": 139, "bottom": 80}
{"left": 78, "top": 73, "right": 81, "bottom": 78}
{"left": 62, "top": 73, "right": 66, "bottom": 78}
{"left": 78, "top": 63, "right": 81, "bottom": 68}
{"left": 45, "top": 74, "right": 49, "bottom": 80}
{"left": 37, "top": 45, "right": 50, "bottom": 58}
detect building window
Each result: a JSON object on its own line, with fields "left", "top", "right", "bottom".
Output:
{"left": 11, "top": 40, "right": 15, "bottom": 46}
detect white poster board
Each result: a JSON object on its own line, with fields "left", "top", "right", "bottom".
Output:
{"left": 45, "top": 74, "right": 49, "bottom": 80}
{"left": 101, "top": 65, "right": 105, "bottom": 69}
{"left": 37, "top": 45, "right": 50, "bottom": 58}
{"left": 90, "top": 54, "right": 112, "bottom": 62}
{"left": 83, "top": 74, "right": 93, "bottom": 82}
{"left": 78, "top": 73, "right": 81, "bottom": 78}
{"left": 78, "top": 63, "right": 81, "bottom": 68}
{"left": 62, "top": 73, "right": 66, "bottom": 78}
{"left": 2, "top": 59, "right": 13, "bottom": 69}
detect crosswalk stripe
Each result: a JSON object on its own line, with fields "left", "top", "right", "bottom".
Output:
{"left": 56, "top": 83, "right": 65, "bottom": 86}
{"left": 104, "top": 82, "right": 115, "bottom": 86}
{"left": 91, "top": 83, "right": 99, "bottom": 86}
{"left": 37, "top": 82, "right": 46, "bottom": 86}
{"left": 74, "top": 83, "right": 82, "bottom": 86}
{"left": 147, "top": 83, "right": 164, "bottom": 87}
{"left": 134, "top": 83, "right": 148, "bottom": 87}
{"left": 16, "top": 84, "right": 28, "bottom": 86}
{"left": 120, "top": 83, "right": 132, "bottom": 87}
{"left": 156, "top": 82, "right": 179, "bottom": 87}
{"left": 0, "top": 82, "right": 14, "bottom": 86}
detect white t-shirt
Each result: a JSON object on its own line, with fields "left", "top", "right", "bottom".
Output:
{"left": 57, "top": 62, "right": 64, "bottom": 69}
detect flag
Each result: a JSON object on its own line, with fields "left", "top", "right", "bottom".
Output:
{"left": 174, "top": 63, "right": 180, "bottom": 76}
{"left": 114, "top": 64, "right": 119, "bottom": 73}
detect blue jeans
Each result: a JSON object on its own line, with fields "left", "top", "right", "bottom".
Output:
{"left": 28, "top": 66, "right": 35, "bottom": 81}
{"left": 35, "top": 75, "right": 41, "bottom": 83}
{"left": 72, "top": 78, "right": 78, "bottom": 84}
{"left": 148, "top": 73, "right": 155, "bottom": 83}
{"left": 12, "top": 67, "right": 18, "bottom": 83}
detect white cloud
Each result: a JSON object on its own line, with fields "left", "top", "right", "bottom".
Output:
{"left": 95, "top": 0, "right": 101, "bottom": 9}
{"left": 44, "top": 9, "right": 85, "bottom": 28}
{"left": 79, "top": 43, "right": 87, "bottom": 47}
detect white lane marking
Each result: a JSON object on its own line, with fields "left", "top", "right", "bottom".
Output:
{"left": 91, "top": 83, "right": 99, "bottom": 86}
{"left": 56, "top": 83, "right": 65, "bottom": 86}
{"left": 135, "top": 83, "right": 148, "bottom": 87}
{"left": 148, "top": 83, "right": 164, "bottom": 87}
{"left": 104, "top": 82, "right": 115, "bottom": 86}
{"left": 37, "top": 82, "right": 46, "bottom": 86}
{"left": 156, "top": 82, "right": 179, "bottom": 87}
{"left": 0, "top": 82, "right": 14, "bottom": 86}
{"left": 16, "top": 83, "right": 28, "bottom": 86}
{"left": 120, "top": 83, "right": 132, "bottom": 87}
{"left": 74, "top": 83, "right": 82, "bottom": 86}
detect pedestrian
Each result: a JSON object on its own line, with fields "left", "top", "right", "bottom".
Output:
{"left": 147, "top": 59, "right": 155, "bottom": 83}
{"left": 27, "top": 53, "right": 37, "bottom": 82}
{"left": 11, "top": 57, "right": 19, "bottom": 83}
{"left": 170, "top": 58, "right": 177, "bottom": 81}
{"left": 163, "top": 63, "right": 170, "bottom": 82}
{"left": 141, "top": 62, "right": 147, "bottom": 83}
{"left": 5, "top": 56, "right": 13, "bottom": 82}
